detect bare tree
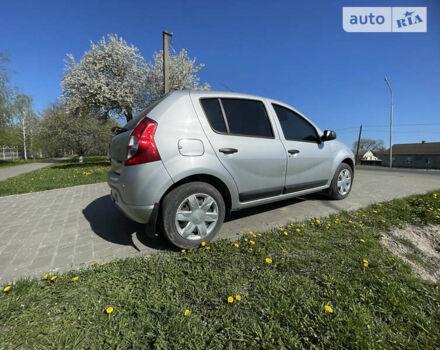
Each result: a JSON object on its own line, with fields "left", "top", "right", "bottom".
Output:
{"left": 14, "top": 94, "right": 33, "bottom": 160}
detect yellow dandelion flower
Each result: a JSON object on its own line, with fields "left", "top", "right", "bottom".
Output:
{"left": 201, "top": 242, "right": 206, "bottom": 247}
{"left": 252, "top": 234, "right": 257, "bottom": 238}
{"left": 348, "top": 220, "right": 353, "bottom": 224}
{"left": 234, "top": 243, "right": 239, "bottom": 248}
{"left": 239, "top": 230, "right": 244, "bottom": 233}
{"left": 73, "top": 276, "right": 79, "bottom": 281}
{"left": 316, "top": 219, "right": 321, "bottom": 224}
{"left": 249, "top": 248, "right": 253, "bottom": 252}
{"left": 373, "top": 210, "right": 378, "bottom": 214}
{"left": 181, "top": 249, "right": 186, "bottom": 253}
{"left": 100, "top": 263, "right": 105, "bottom": 266}
{"left": 50, "top": 276, "right": 57, "bottom": 281}
{"left": 92, "top": 261, "right": 98, "bottom": 266}
{"left": 244, "top": 238, "right": 248, "bottom": 242}
{"left": 257, "top": 233, "right": 262, "bottom": 236}
{"left": 363, "top": 259, "right": 369, "bottom": 267}
{"left": 360, "top": 239, "right": 365, "bottom": 243}
{"left": 325, "top": 305, "right": 333, "bottom": 313}
{"left": 235, "top": 295, "right": 242, "bottom": 301}
{"left": 381, "top": 233, "right": 387, "bottom": 238}
{"left": 228, "top": 296, "right": 234, "bottom": 303}
{"left": 106, "top": 306, "right": 114, "bottom": 314}
{"left": 302, "top": 224, "right": 306, "bottom": 228}
{"left": 296, "top": 228, "right": 301, "bottom": 232}
{"left": 326, "top": 216, "right": 330, "bottom": 219}
{"left": 382, "top": 242, "right": 387, "bottom": 246}
{"left": 282, "top": 249, "right": 288, "bottom": 253}
{"left": 283, "top": 232, "right": 288, "bottom": 236}
{"left": 184, "top": 309, "right": 190, "bottom": 316}
{"left": 43, "top": 273, "right": 49, "bottom": 279}
{"left": 205, "top": 246, "right": 211, "bottom": 250}
{"left": 280, "top": 227, "right": 284, "bottom": 231}
{"left": 250, "top": 240, "right": 255, "bottom": 245}
{"left": 265, "top": 258, "right": 272, "bottom": 264}
{"left": 3, "top": 285, "right": 11, "bottom": 292}
{"left": 249, "top": 231, "right": 253, "bottom": 234}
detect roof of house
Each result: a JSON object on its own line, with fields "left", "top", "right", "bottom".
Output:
{"left": 382, "top": 142, "right": 440, "bottom": 156}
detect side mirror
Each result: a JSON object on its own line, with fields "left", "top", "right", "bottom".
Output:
{"left": 321, "top": 130, "right": 336, "bottom": 141}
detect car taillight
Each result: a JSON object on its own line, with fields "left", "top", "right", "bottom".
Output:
{"left": 125, "top": 116, "right": 160, "bottom": 166}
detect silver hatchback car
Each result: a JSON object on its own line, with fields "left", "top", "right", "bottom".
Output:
{"left": 108, "top": 91, "right": 354, "bottom": 248}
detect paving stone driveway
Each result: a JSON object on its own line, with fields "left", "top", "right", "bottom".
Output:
{"left": 0, "top": 168, "right": 439, "bottom": 283}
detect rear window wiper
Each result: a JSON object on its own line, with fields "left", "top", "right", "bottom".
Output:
{"left": 111, "top": 126, "right": 128, "bottom": 135}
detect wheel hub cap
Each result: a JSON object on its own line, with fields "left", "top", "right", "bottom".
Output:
{"left": 175, "top": 193, "right": 219, "bottom": 240}
{"left": 337, "top": 169, "right": 352, "bottom": 196}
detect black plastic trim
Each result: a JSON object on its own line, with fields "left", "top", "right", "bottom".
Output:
{"left": 284, "top": 180, "right": 328, "bottom": 194}
{"left": 239, "top": 187, "right": 284, "bottom": 202}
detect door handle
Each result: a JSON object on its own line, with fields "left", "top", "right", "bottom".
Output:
{"left": 288, "top": 149, "right": 300, "bottom": 155}
{"left": 219, "top": 148, "right": 238, "bottom": 154}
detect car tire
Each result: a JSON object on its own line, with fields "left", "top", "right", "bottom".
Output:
{"left": 160, "top": 182, "right": 225, "bottom": 249}
{"left": 327, "top": 163, "right": 353, "bottom": 200}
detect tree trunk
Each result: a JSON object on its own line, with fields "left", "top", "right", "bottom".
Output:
{"left": 125, "top": 109, "right": 133, "bottom": 123}
{"left": 21, "top": 120, "right": 27, "bottom": 160}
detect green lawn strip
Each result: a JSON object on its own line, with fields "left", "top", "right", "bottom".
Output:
{"left": 1, "top": 192, "right": 440, "bottom": 349}
{"left": 0, "top": 158, "right": 52, "bottom": 168}
{"left": 0, "top": 156, "right": 110, "bottom": 196}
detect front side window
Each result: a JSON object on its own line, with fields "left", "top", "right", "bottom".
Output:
{"left": 273, "top": 104, "right": 319, "bottom": 142}
{"left": 221, "top": 98, "right": 273, "bottom": 138}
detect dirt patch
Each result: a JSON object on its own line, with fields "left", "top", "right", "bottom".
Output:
{"left": 383, "top": 225, "right": 440, "bottom": 282}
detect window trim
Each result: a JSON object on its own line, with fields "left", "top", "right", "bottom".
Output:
{"left": 200, "top": 97, "right": 275, "bottom": 140}
{"left": 272, "top": 103, "right": 321, "bottom": 143}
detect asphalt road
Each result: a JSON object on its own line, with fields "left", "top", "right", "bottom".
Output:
{"left": 219, "top": 167, "right": 440, "bottom": 239}
{"left": 0, "top": 167, "right": 439, "bottom": 283}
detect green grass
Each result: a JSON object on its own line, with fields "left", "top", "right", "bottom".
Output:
{"left": 1, "top": 192, "right": 440, "bottom": 349}
{"left": 0, "top": 156, "right": 110, "bottom": 196}
{"left": 0, "top": 158, "right": 52, "bottom": 168}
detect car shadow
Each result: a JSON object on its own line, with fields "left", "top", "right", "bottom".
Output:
{"left": 82, "top": 195, "right": 174, "bottom": 252}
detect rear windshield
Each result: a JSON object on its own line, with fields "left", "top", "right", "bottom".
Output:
{"left": 123, "top": 94, "right": 169, "bottom": 130}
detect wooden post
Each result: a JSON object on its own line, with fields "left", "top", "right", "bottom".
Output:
{"left": 355, "top": 125, "right": 362, "bottom": 165}
{"left": 163, "top": 30, "right": 173, "bottom": 94}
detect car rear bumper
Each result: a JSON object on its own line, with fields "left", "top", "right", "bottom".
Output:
{"left": 107, "top": 161, "right": 173, "bottom": 224}
{"left": 110, "top": 187, "right": 156, "bottom": 224}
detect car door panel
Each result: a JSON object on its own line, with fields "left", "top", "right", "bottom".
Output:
{"left": 191, "top": 96, "right": 287, "bottom": 202}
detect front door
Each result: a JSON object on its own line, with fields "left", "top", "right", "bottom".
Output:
{"left": 271, "top": 104, "right": 333, "bottom": 193}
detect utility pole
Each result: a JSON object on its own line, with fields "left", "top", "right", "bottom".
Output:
{"left": 384, "top": 76, "right": 393, "bottom": 168}
{"left": 163, "top": 30, "right": 173, "bottom": 94}
{"left": 355, "top": 125, "right": 363, "bottom": 165}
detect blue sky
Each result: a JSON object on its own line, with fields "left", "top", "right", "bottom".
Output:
{"left": 1, "top": 0, "right": 439, "bottom": 148}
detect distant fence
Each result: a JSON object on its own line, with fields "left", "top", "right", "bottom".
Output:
{"left": 0, "top": 146, "right": 43, "bottom": 160}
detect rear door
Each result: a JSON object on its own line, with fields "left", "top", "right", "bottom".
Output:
{"left": 271, "top": 103, "right": 333, "bottom": 193}
{"left": 193, "top": 96, "right": 287, "bottom": 202}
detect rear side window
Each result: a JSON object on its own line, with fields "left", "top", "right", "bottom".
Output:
{"left": 200, "top": 99, "right": 227, "bottom": 133}
{"left": 221, "top": 99, "right": 273, "bottom": 138}
{"left": 273, "top": 104, "right": 319, "bottom": 142}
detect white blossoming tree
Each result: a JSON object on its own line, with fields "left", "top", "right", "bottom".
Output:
{"left": 61, "top": 34, "right": 148, "bottom": 122}
{"left": 61, "top": 34, "right": 210, "bottom": 123}
{"left": 144, "top": 49, "right": 210, "bottom": 104}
